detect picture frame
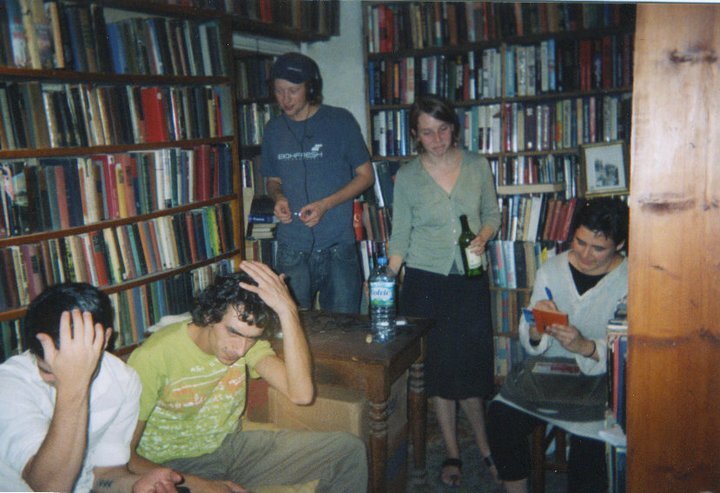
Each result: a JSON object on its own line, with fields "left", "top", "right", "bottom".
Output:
{"left": 579, "top": 141, "right": 629, "bottom": 197}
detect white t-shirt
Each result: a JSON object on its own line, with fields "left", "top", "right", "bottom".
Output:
{"left": 0, "top": 352, "right": 141, "bottom": 493}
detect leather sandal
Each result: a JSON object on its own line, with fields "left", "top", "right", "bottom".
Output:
{"left": 440, "top": 457, "right": 463, "bottom": 487}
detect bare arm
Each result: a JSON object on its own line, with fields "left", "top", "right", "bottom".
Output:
{"left": 298, "top": 161, "right": 375, "bottom": 228}
{"left": 22, "top": 310, "right": 105, "bottom": 492}
{"left": 92, "top": 465, "right": 181, "bottom": 493}
{"left": 239, "top": 261, "right": 313, "bottom": 404}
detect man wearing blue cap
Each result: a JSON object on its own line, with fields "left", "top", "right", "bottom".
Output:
{"left": 261, "top": 52, "right": 374, "bottom": 313}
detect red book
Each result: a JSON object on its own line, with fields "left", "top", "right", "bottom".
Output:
{"left": 88, "top": 230, "right": 110, "bottom": 286}
{"left": 558, "top": 197, "right": 579, "bottom": 242}
{"left": 353, "top": 199, "right": 364, "bottom": 241}
{"left": 53, "top": 165, "right": 70, "bottom": 228}
{"left": 194, "top": 144, "right": 211, "bottom": 202}
{"left": 140, "top": 87, "right": 170, "bottom": 143}
{"left": 93, "top": 154, "right": 119, "bottom": 219}
{"left": 541, "top": 198, "right": 558, "bottom": 241}
{"left": 184, "top": 212, "right": 198, "bottom": 263}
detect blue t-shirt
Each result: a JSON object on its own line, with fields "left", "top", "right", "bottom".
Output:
{"left": 261, "top": 105, "right": 370, "bottom": 251}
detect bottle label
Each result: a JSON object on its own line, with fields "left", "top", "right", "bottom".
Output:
{"left": 465, "top": 247, "right": 483, "bottom": 270}
{"left": 370, "top": 281, "right": 395, "bottom": 307}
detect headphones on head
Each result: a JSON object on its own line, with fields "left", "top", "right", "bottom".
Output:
{"left": 306, "top": 58, "right": 322, "bottom": 101}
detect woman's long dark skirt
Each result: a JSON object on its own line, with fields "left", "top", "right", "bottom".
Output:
{"left": 399, "top": 267, "right": 494, "bottom": 399}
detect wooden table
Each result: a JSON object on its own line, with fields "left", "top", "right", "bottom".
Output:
{"left": 274, "top": 310, "right": 431, "bottom": 493}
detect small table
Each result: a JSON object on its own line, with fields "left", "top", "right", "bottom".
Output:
{"left": 274, "top": 311, "right": 431, "bottom": 493}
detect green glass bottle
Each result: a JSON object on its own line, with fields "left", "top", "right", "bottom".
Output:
{"left": 459, "top": 215, "right": 484, "bottom": 277}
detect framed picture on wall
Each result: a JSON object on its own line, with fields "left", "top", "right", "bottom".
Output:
{"left": 579, "top": 141, "right": 629, "bottom": 197}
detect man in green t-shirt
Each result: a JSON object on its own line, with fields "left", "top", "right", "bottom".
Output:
{"left": 127, "top": 261, "right": 367, "bottom": 493}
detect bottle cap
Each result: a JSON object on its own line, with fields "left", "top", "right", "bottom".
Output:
{"left": 377, "top": 256, "right": 388, "bottom": 266}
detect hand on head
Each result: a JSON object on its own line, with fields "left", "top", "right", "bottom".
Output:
{"left": 36, "top": 309, "right": 108, "bottom": 389}
{"left": 238, "top": 261, "right": 296, "bottom": 317}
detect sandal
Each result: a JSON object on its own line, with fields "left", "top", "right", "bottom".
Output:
{"left": 440, "top": 457, "right": 463, "bottom": 487}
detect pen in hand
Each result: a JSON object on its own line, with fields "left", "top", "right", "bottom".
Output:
{"left": 545, "top": 287, "right": 553, "bottom": 301}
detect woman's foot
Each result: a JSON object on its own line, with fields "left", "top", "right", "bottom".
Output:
{"left": 440, "top": 457, "right": 463, "bottom": 487}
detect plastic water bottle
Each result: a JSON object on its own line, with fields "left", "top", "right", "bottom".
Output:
{"left": 369, "top": 256, "right": 396, "bottom": 343}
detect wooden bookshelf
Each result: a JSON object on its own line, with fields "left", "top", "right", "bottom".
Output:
{"left": 0, "top": 0, "right": 243, "bottom": 358}
{"left": 361, "top": 1, "right": 635, "bottom": 378}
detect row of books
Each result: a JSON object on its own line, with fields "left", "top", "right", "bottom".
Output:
{"left": 0, "top": 145, "right": 233, "bottom": 237}
{"left": 490, "top": 154, "right": 575, "bottom": 193}
{"left": 498, "top": 195, "right": 583, "bottom": 244}
{"left": 491, "top": 288, "right": 526, "bottom": 335}
{"left": 241, "top": 155, "right": 269, "bottom": 193}
{"left": 605, "top": 294, "right": 628, "bottom": 492}
{"left": 607, "top": 294, "right": 628, "bottom": 431}
{"left": 234, "top": 56, "right": 273, "bottom": 100}
{"left": 0, "top": 0, "right": 226, "bottom": 76}
{"left": 0, "top": 259, "right": 234, "bottom": 362}
{"left": 245, "top": 195, "right": 276, "bottom": 240}
{"left": 356, "top": 202, "right": 392, "bottom": 247}
{"left": 497, "top": 95, "right": 632, "bottom": 154}
{"left": 494, "top": 335, "right": 526, "bottom": 379}
{"left": 238, "top": 102, "right": 278, "bottom": 146}
{"left": 371, "top": 109, "right": 413, "bottom": 158}
{"left": 366, "top": 2, "right": 634, "bottom": 53}
{"left": 487, "top": 239, "right": 562, "bottom": 290}
{"left": 371, "top": 93, "right": 630, "bottom": 159}
{"left": 368, "top": 50, "right": 502, "bottom": 105}
{"left": 0, "top": 81, "right": 233, "bottom": 150}
{"left": 106, "top": 16, "right": 226, "bottom": 77}
{"left": 229, "top": 0, "right": 339, "bottom": 37}
{"left": 244, "top": 238, "right": 276, "bottom": 268}
{"left": 358, "top": 239, "right": 387, "bottom": 282}
{"left": 367, "top": 33, "right": 632, "bottom": 107}
{"left": 505, "top": 35, "right": 633, "bottom": 98}
{"left": 0, "top": 203, "right": 235, "bottom": 310}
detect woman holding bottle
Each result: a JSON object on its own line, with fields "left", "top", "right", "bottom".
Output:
{"left": 388, "top": 94, "right": 501, "bottom": 487}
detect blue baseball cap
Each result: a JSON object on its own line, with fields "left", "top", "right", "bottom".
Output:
{"left": 271, "top": 52, "right": 317, "bottom": 84}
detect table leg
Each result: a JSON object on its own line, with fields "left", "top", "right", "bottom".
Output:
{"left": 368, "top": 399, "right": 389, "bottom": 493}
{"left": 409, "top": 359, "right": 427, "bottom": 486}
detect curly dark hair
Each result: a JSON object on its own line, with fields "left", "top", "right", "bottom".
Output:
{"left": 571, "top": 197, "right": 629, "bottom": 249}
{"left": 191, "top": 272, "right": 279, "bottom": 339}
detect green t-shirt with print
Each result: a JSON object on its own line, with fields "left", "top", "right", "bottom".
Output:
{"left": 128, "top": 318, "right": 275, "bottom": 463}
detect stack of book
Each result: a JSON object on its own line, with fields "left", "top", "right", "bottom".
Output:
{"left": 246, "top": 195, "right": 277, "bottom": 240}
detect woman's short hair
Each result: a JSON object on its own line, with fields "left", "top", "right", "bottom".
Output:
{"left": 572, "top": 197, "right": 629, "bottom": 248}
{"left": 409, "top": 94, "right": 459, "bottom": 153}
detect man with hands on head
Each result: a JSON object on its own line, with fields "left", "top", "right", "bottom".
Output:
{"left": 127, "top": 261, "right": 367, "bottom": 493}
{"left": 0, "top": 282, "right": 182, "bottom": 493}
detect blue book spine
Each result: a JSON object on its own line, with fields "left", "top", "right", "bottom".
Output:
{"left": 106, "top": 23, "right": 127, "bottom": 74}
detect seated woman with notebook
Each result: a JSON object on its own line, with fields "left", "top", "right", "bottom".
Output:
{"left": 487, "top": 197, "right": 629, "bottom": 493}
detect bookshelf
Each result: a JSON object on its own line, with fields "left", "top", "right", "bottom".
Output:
{"left": 0, "top": 0, "right": 244, "bottom": 360}
{"left": 232, "top": 48, "right": 279, "bottom": 267}
{"left": 361, "top": 1, "right": 635, "bottom": 379}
